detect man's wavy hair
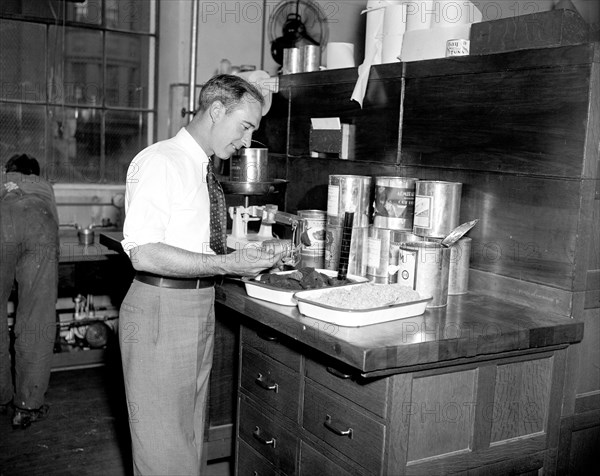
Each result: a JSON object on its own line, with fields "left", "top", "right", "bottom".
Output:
{"left": 197, "top": 74, "right": 264, "bottom": 114}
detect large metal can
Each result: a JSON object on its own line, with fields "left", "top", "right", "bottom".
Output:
{"left": 366, "top": 227, "right": 420, "bottom": 283}
{"left": 372, "top": 176, "right": 418, "bottom": 230}
{"left": 397, "top": 241, "right": 451, "bottom": 308}
{"left": 326, "top": 175, "right": 371, "bottom": 228}
{"left": 413, "top": 181, "right": 462, "bottom": 238}
{"left": 324, "top": 225, "right": 369, "bottom": 277}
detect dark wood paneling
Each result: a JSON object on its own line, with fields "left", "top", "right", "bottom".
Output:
{"left": 567, "top": 422, "right": 600, "bottom": 474}
{"left": 407, "top": 167, "right": 582, "bottom": 290}
{"left": 402, "top": 43, "right": 597, "bottom": 79}
{"left": 491, "top": 358, "right": 552, "bottom": 442}
{"left": 401, "top": 65, "right": 591, "bottom": 178}
{"left": 469, "top": 9, "right": 589, "bottom": 56}
{"left": 253, "top": 90, "right": 289, "bottom": 155}
{"left": 285, "top": 70, "right": 403, "bottom": 163}
{"left": 407, "top": 370, "right": 477, "bottom": 462}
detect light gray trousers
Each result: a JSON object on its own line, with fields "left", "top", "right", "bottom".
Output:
{"left": 119, "top": 279, "right": 215, "bottom": 476}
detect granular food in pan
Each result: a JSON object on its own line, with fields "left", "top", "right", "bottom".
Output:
{"left": 315, "top": 283, "right": 421, "bottom": 310}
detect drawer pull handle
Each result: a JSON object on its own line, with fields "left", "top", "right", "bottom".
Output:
{"left": 326, "top": 366, "right": 352, "bottom": 379}
{"left": 253, "top": 426, "right": 277, "bottom": 448}
{"left": 255, "top": 373, "right": 279, "bottom": 392}
{"left": 324, "top": 415, "right": 353, "bottom": 438}
{"left": 257, "top": 332, "right": 278, "bottom": 342}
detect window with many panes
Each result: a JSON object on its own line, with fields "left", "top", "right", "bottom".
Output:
{"left": 0, "top": 0, "right": 156, "bottom": 184}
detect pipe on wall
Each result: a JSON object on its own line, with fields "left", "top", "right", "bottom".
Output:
{"left": 187, "top": 0, "right": 200, "bottom": 122}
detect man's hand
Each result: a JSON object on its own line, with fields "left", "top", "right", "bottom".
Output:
{"left": 225, "top": 244, "right": 293, "bottom": 277}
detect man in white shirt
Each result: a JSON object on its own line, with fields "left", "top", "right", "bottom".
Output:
{"left": 119, "top": 74, "right": 286, "bottom": 475}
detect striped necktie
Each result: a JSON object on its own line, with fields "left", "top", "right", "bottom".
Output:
{"left": 206, "top": 158, "right": 227, "bottom": 255}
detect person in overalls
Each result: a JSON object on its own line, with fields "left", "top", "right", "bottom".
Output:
{"left": 0, "top": 154, "right": 59, "bottom": 429}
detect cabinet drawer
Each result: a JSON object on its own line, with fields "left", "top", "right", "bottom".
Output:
{"left": 237, "top": 438, "right": 281, "bottom": 476}
{"left": 305, "top": 358, "right": 388, "bottom": 418}
{"left": 303, "top": 382, "right": 384, "bottom": 474}
{"left": 299, "top": 441, "right": 356, "bottom": 476}
{"left": 239, "top": 396, "right": 299, "bottom": 475}
{"left": 241, "top": 325, "right": 301, "bottom": 371}
{"left": 241, "top": 347, "right": 301, "bottom": 421}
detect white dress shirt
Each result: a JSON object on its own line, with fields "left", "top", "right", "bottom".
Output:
{"left": 121, "top": 128, "right": 214, "bottom": 255}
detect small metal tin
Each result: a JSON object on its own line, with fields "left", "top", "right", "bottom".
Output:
{"left": 302, "top": 45, "right": 320, "bottom": 72}
{"left": 282, "top": 47, "right": 302, "bottom": 75}
{"left": 297, "top": 210, "right": 327, "bottom": 269}
{"left": 230, "top": 148, "right": 268, "bottom": 182}
{"left": 78, "top": 228, "right": 95, "bottom": 246}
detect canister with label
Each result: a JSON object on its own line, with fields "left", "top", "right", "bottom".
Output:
{"left": 397, "top": 241, "right": 451, "bottom": 308}
{"left": 373, "top": 176, "right": 418, "bottom": 230}
{"left": 297, "top": 210, "right": 327, "bottom": 269}
{"left": 327, "top": 175, "right": 371, "bottom": 228}
{"left": 413, "top": 181, "right": 462, "bottom": 238}
{"left": 367, "top": 228, "right": 420, "bottom": 283}
{"left": 324, "top": 225, "right": 368, "bottom": 277}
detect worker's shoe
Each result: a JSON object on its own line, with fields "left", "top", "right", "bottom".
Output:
{"left": 12, "top": 404, "right": 49, "bottom": 429}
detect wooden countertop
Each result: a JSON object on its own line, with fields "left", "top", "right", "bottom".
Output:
{"left": 216, "top": 280, "right": 584, "bottom": 377}
{"left": 99, "top": 230, "right": 584, "bottom": 376}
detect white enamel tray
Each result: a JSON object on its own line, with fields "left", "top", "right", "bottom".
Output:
{"left": 242, "top": 269, "right": 368, "bottom": 306}
{"left": 294, "top": 284, "right": 432, "bottom": 327}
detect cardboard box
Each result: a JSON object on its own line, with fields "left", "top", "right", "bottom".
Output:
{"left": 309, "top": 119, "right": 355, "bottom": 159}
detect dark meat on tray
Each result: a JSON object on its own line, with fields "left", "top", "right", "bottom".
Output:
{"left": 298, "top": 269, "right": 327, "bottom": 289}
{"left": 258, "top": 273, "right": 303, "bottom": 289}
{"left": 258, "top": 267, "right": 350, "bottom": 290}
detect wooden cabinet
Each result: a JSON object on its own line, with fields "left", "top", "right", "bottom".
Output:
{"left": 248, "top": 40, "right": 599, "bottom": 474}
{"left": 235, "top": 323, "right": 366, "bottom": 475}
{"left": 233, "top": 318, "right": 572, "bottom": 475}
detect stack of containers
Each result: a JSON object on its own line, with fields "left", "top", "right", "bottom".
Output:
{"left": 396, "top": 180, "right": 468, "bottom": 308}
{"left": 324, "top": 175, "right": 372, "bottom": 276}
{"left": 366, "top": 176, "right": 420, "bottom": 283}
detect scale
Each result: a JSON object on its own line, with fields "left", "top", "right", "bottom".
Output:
{"left": 221, "top": 179, "right": 306, "bottom": 258}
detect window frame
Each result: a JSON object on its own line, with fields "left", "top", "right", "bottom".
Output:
{"left": 0, "top": 0, "right": 158, "bottom": 184}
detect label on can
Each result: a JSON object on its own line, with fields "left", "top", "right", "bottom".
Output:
{"left": 373, "top": 186, "right": 415, "bottom": 218}
{"left": 327, "top": 185, "right": 340, "bottom": 217}
{"left": 446, "top": 39, "right": 470, "bottom": 57}
{"left": 397, "top": 248, "right": 417, "bottom": 288}
{"left": 413, "top": 195, "right": 432, "bottom": 229}
{"left": 367, "top": 237, "right": 382, "bottom": 268}
{"left": 298, "top": 211, "right": 327, "bottom": 251}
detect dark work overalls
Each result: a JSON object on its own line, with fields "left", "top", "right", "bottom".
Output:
{"left": 0, "top": 185, "right": 59, "bottom": 410}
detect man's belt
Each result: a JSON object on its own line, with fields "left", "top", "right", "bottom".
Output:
{"left": 134, "top": 271, "right": 215, "bottom": 289}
